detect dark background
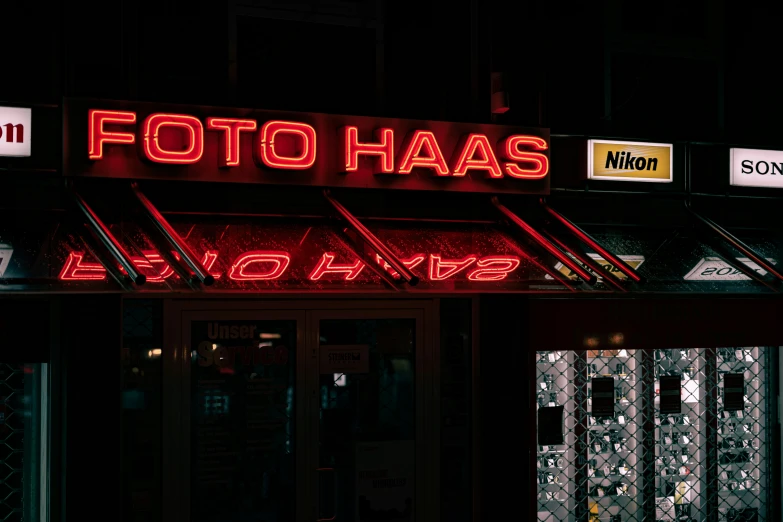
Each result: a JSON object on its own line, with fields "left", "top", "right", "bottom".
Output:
{"left": 2, "top": 0, "right": 764, "bottom": 143}
{"left": 3, "top": 3, "right": 783, "bottom": 522}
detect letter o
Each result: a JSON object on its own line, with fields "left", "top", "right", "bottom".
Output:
{"left": 256, "top": 120, "right": 317, "bottom": 170}
{"left": 635, "top": 157, "right": 646, "bottom": 170}
{"left": 756, "top": 161, "right": 769, "bottom": 175}
{"left": 142, "top": 113, "right": 204, "bottom": 164}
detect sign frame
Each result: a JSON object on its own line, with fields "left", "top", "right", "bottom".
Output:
{"left": 587, "top": 139, "right": 674, "bottom": 183}
{"left": 0, "top": 106, "right": 32, "bottom": 158}
{"left": 63, "top": 98, "right": 551, "bottom": 195}
{"left": 729, "top": 147, "right": 783, "bottom": 188}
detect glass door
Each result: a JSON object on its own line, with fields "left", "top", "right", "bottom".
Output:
{"left": 307, "top": 309, "right": 429, "bottom": 522}
{"left": 175, "top": 310, "right": 307, "bottom": 522}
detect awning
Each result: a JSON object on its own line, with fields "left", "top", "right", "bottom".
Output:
{"left": 0, "top": 183, "right": 778, "bottom": 294}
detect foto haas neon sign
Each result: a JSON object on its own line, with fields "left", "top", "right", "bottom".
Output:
{"left": 87, "top": 109, "right": 549, "bottom": 179}
{"left": 59, "top": 251, "right": 523, "bottom": 283}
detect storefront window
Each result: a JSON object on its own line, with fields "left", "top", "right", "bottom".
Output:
{"left": 439, "top": 299, "right": 473, "bottom": 522}
{"left": 0, "top": 362, "right": 48, "bottom": 522}
{"left": 189, "top": 319, "right": 297, "bottom": 522}
{"left": 535, "top": 346, "right": 777, "bottom": 522}
{"left": 122, "top": 300, "right": 163, "bottom": 522}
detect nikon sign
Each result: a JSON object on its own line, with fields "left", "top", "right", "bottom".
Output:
{"left": 587, "top": 139, "right": 673, "bottom": 183}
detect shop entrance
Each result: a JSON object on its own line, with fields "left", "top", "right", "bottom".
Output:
{"left": 165, "top": 300, "right": 435, "bottom": 522}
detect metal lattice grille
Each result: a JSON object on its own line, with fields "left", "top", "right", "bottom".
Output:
{"left": 0, "top": 364, "right": 24, "bottom": 522}
{"left": 536, "top": 348, "right": 772, "bottom": 522}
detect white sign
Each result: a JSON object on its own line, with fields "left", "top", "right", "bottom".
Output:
{"left": 0, "top": 107, "right": 31, "bottom": 157}
{"left": 356, "top": 440, "right": 415, "bottom": 522}
{"left": 683, "top": 257, "right": 776, "bottom": 281}
{"left": 0, "top": 245, "right": 12, "bottom": 278}
{"left": 319, "top": 345, "right": 370, "bottom": 374}
{"left": 730, "top": 148, "right": 783, "bottom": 188}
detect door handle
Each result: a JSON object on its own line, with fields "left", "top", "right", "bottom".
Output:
{"left": 316, "top": 467, "right": 337, "bottom": 522}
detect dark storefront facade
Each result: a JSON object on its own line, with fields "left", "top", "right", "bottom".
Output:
{"left": 1, "top": 97, "right": 782, "bottom": 522}
{"left": 3, "top": 3, "right": 783, "bottom": 522}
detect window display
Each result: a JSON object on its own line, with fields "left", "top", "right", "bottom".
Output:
{"left": 536, "top": 347, "right": 774, "bottom": 522}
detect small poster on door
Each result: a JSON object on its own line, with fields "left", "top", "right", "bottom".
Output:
{"left": 320, "top": 345, "right": 370, "bottom": 374}
{"left": 356, "top": 440, "right": 415, "bottom": 522}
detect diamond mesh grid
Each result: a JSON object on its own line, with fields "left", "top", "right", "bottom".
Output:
{"left": 0, "top": 364, "right": 24, "bottom": 522}
{"left": 536, "top": 348, "right": 773, "bottom": 522}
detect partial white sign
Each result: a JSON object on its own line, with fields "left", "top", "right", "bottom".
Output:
{"left": 356, "top": 440, "right": 415, "bottom": 522}
{"left": 545, "top": 254, "right": 645, "bottom": 281}
{"left": 730, "top": 148, "right": 783, "bottom": 188}
{"left": 683, "top": 257, "right": 776, "bottom": 281}
{"left": 0, "top": 245, "right": 12, "bottom": 278}
{"left": 0, "top": 107, "right": 31, "bottom": 157}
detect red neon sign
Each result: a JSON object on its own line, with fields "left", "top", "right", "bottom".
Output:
{"left": 228, "top": 251, "right": 291, "bottom": 281}
{"left": 142, "top": 113, "right": 204, "bottom": 164}
{"left": 87, "top": 110, "right": 137, "bottom": 160}
{"left": 255, "top": 120, "right": 317, "bottom": 170}
{"left": 58, "top": 250, "right": 525, "bottom": 284}
{"left": 206, "top": 118, "right": 257, "bottom": 167}
{"left": 59, "top": 252, "right": 107, "bottom": 280}
{"left": 75, "top": 100, "right": 550, "bottom": 193}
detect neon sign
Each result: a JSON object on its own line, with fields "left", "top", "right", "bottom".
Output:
{"left": 67, "top": 99, "right": 550, "bottom": 194}
{"left": 58, "top": 250, "right": 525, "bottom": 284}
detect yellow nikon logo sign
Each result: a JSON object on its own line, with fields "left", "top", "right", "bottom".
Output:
{"left": 588, "top": 140, "right": 673, "bottom": 182}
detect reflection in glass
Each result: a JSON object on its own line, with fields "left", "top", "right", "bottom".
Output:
{"left": 318, "top": 318, "right": 416, "bottom": 522}
{"left": 190, "top": 320, "right": 297, "bottom": 522}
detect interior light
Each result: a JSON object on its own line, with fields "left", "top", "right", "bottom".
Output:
{"left": 584, "top": 336, "right": 600, "bottom": 348}
{"left": 260, "top": 333, "right": 282, "bottom": 339}
{"left": 609, "top": 333, "right": 624, "bottom": 346}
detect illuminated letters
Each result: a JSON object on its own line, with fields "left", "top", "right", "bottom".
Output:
{"left": 88, "top": 109, "right": 137, "bottom": 160}
{"left": 428, "top": 255, "right": 478, "bottom": 280}
{"left": 0, "top": 123, "right": 24, "bottom": 143}
{"left": 341, "top": 126, "right": 395, "bottom": 174}
{"left": 228, "top": 251, "right": 291, "bottom": 281}
{"left": 397, "top": 130, "right": 450, "bottom": 175}
{"left": 85, "top": 107, "right": 551, "bottom": 183}
{"left": 256, "top": 120, "right": 316, "bottom": 170}
{"left": 374, "top": 254, "right": 426, "bottom": 279}
{"left": 58, "top": 249, "right": 525, "bottom": 284}
{"left": 466, "top": 256, "right": 521, "bottom": 281}
{"left": 207, "top": 118, "right": 257, "bottom": 167}
{"left": 451, "top": 134, "right": 503, "bottom": 178}
{"left": 308, "top": 253, "right": 365, "bottom": 281}
{"left": 500, "top": 136, "right": 549, "bottom": 179}
{"left": 58, "top": 252, "right": 108, "bottom": 281}
{"left": 142, "top": 113, "right": 204, "bottom": 164}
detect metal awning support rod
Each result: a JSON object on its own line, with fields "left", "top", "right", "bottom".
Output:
{"left": 685, "top": 201, "right": 783, "bottom": 283}
{"left": 332, "top": 230, "right": 402, "bottom": 292}
{"left": 702, "top": 235, "right": 779, "bottom": 292}
{"left": 324, "top": 189, "right": 419, "bottom": 286}
{"left": 542, "top": 230, "right": 628, "bottom": 292}
{"left": 491, "top": 197, "right": 598, "bottom": 285}
{"left": 68, "top": 183, "right": 146, "bottom": 285}
{"left": 540, "top": 198, "right": 645, "bottom": 284}
{"left": 130, "top": 183, "right": 215, "bottom": 286}
{"left": 497, "top": 233, "right": 578, "bottom": 292}
{"left": 76, "top": 224, "right": 134, "bottom": 290}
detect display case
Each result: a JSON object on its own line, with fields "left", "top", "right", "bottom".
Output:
{"left": 535, "top": 347, "right": 776, "bottom": 522}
